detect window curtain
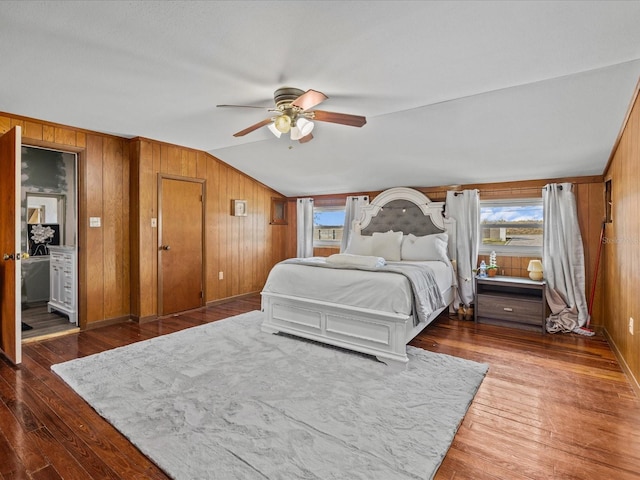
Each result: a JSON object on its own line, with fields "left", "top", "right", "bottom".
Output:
{"left": 542, "top": 183, "right": 591, "bottom": 334}
{"left": 340, "top": 195, "right": 369, "bottom": 252}
{"left": 296, "top": 198, "right": 314, "bottom": 258}
{"left": 445, "top": 190, "right": 480, "bottom": 307}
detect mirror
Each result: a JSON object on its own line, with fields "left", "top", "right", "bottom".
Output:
{"left": 26, "top": 193, "right": 65, "bottom": 256}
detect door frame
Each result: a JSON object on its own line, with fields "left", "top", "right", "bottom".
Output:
{"left": 157, "top": 174, "right": 206, "bottom": 316}
{"left": 23, "top": 140, "right": 83, "bottom": 327}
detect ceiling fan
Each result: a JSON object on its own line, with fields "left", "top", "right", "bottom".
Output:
{"left": 217, "top": 87, "right": 367, "bottom": 143}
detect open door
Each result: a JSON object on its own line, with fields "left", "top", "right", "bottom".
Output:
{"left": 0, "top": 126, "right": 23, "bottom": 364}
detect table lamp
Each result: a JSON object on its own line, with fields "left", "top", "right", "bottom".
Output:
{"left": 527, "top": 259, "right": 543, "bottom": 281}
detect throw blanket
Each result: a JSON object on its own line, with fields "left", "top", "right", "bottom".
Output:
{"left": 282, "top": 257, "right": 446, "bottom": 326}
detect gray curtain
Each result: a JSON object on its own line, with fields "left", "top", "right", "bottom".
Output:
{"left": 445, "top": 190, "right": 480, "bottom": 307}
{"left": 296, "top": 198, "right": 314, "bottom": 258}
{"left": 340, "top": 195, "right": 369, "bottom": 252}
{"left": 542, "top": 183, "right": 590, "bottom": 333}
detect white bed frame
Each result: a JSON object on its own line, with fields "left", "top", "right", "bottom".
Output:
{"left": 261, "top": 187, "right": 457, "bottom": 371}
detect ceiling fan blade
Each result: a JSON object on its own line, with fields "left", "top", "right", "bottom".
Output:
{"left": 217, "top": 104, "right": 269, "bottom": 109}
{"left": 292, "top": 89, "right": 328, "bottom": 111}
{"left": 298, "top": 133, "right": 313, "bottom": 144}
{"left": 312, "top": 110, "right": 367, "bottom": 127}
{"left": 233, "top": 118, "right": 273, "bottom": 137}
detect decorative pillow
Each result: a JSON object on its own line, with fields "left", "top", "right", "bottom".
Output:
{"left": 345, "top": 232, "right": 373, "bottom": 256}
{"left": 327, "top": 254, "right": 386, "bottom": 268}
{"left": 401, "top": 233, "right": 449, "bottom": 262}
{"left": 371, "top": 230, "right": 403, "bottom": 261}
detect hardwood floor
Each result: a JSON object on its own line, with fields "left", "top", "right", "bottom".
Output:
{"left": 21, "top": 305, "right": 78, "bottom": 342}
{"left": 1, "top": 294, "right": 639, "bottom": 479}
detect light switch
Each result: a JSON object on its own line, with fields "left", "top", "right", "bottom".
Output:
{"left": 151, "top": 218, "right": 157, "bottom": 228}
{"left": 89, "top": 217, "right": 101, "bottom": 228}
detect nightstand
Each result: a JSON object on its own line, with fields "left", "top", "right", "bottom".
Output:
{"left": 474, "top": 276, "right": 547, "bottom": 333}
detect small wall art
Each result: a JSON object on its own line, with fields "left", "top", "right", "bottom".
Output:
{"left": 232, "top": 199, "right": 248, "bottom": 217}
{"left": 28, "top": 223, "right": 61, "bottom": 256}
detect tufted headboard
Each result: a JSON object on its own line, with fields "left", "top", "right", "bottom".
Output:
{"left": 354, "top": 187, "right": 457, "bottom": 262}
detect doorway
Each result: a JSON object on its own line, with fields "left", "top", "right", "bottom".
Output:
{"left": 21, "top": 146, "right": 78, "bottom": 341}
{"left": 158, "top": 175, "right": 205, "bottom": 315}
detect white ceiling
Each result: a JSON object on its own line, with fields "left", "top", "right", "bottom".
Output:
{"left": 2, "top": 1, "right": 640, "bottom": 197}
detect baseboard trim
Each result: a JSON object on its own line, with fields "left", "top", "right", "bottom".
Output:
{"left": 83, "top": 315, "right": 131, "bottom": 330}
{"left": 206, "top": 291, "right": 260, "bottom": 307}
{"left": 131, "top": 314, "right": 159, "bottom": 324}
{"left": 603, "top": 328, "right": 640, "bottom": 399}
{"left": 85, "top": 292, "right": 261, "bottom": 327}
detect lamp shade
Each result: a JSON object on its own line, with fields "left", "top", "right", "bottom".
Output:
{"left": 290, "top": 118, "right": 314, "bottom": 140}
{"left": 274, "top": 114, "right": 292, "bottom": 133}
{"left": 268, "top": 123, "right": 282, "bottom": 138}
{"left": 267, "top": 122, "right": 282, "bottom": 138}
{"left": 527, "top": 259, "right": 543, "bottom": 281}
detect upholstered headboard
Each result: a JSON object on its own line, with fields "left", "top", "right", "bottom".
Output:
{"left": 354, "top": 187, "right": 457, "bottom": 262}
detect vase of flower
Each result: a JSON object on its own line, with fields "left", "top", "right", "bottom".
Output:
{"left": 488, "top": 251, "right": 498, "bottom": 277}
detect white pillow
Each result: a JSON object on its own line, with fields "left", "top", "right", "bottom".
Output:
{"left": 345, "top": 232, "right": 373, "bottom": 256}
{"left": 401, "top": 233, "right": 449, "bottom": 262}
{"left": 327, "top": 254, "right": 386, "bottom": 268}
{"left": 372, "top": 231, "right": 403, "bottom": 261}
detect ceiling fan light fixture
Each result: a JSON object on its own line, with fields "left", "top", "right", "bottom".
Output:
{"left": 296, "top": 117, "right": 314, "bottom": 136}
{"left": 274, "top": 114, "right": 292, "bottom": 133}
{"left": 267, "top": 122, "right": 282, "bottom": 138}
{"left": 290, "top": 125, "right": 302, "bottom": 141}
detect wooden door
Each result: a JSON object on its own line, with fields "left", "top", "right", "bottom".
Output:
{"left": 158, "top": 176, "right": 204, "bottom": 315}
{"left": 0, "top": 127, "right": 22, "bottom": 364}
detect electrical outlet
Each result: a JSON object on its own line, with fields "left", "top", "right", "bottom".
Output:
{"left": 218, "top": 271, "right": 224, "bottom": 280}
{"left": 630, "top": 317, "right": 635, "bottom": 335}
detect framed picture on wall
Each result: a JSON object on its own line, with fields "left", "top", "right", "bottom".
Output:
{"left": 27, "top": 223, "right": 60, "bottom": 256}
{"left": 232, "top": 199, "right": 248, "bottom": 217}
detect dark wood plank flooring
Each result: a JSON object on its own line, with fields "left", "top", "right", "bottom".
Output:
{"left": 1, "top": 294, "right": 639, "bottom": 479}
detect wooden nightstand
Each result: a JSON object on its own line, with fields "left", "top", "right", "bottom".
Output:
{"left": 474, "top": 276, "right": 547, "bottom": 333}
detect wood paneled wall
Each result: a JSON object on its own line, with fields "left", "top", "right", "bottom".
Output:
{"left": 0, "top": 112, "right": 131, "bottom": 328}
{"left": 1, "top": 112, "right": 291, "bottom": 327}
{"left": 290, "top": 175, "right": 605, "bottom": 326}
{"left": 129, "top": 138, "right": 289, "bottom": 321}
{"left": 603, "top": 87, "right": 640, "bottom": 392}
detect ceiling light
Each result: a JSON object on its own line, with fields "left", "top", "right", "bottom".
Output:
{"left": 291, "top": 118, "right": 314, "bottom": 140}
{"left": 274, "top": 114, "right": 292, "bottom": 133}
{"left": 290, "top": 126, "right": 302, "bottom": 141}
{"left": 268, "top": 122, "right": 282, "bottom": 138}
{"left": 297, "top": 117, "right": 314, "bottom": 136}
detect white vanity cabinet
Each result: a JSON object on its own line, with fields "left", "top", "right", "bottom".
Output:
{"left": 48, "top": 245, "right": 77, "bottom": 325}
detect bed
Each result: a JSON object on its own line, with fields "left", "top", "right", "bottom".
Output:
{"left": 261, "top": 187, "right": 457, "bottom": 370}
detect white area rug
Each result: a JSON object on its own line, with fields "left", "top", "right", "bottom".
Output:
{"left": 52, "top": 311, "right": 488, "bottom": 480}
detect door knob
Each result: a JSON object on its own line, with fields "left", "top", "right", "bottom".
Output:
{"left": 3, "top": 252, "right": 30, "bottom": 261}
{"left": 161, "top": 245, "right": 171, "bottom": 251}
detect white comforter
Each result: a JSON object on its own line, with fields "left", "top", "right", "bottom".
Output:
{"left": 261, "top": 258, "right": 455, "bottom": 318}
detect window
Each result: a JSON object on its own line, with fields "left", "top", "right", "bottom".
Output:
{"left": 480, "top": 198, "right": 543, "bottom": 256}
{"left": 313, "top": 206, "right": 345, "bottom": 247}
